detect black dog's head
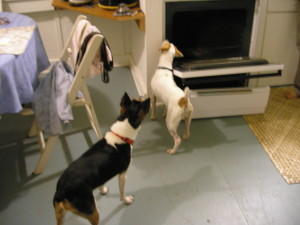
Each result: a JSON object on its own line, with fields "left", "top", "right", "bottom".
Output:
{"left": 117, "top": 92, "right": 150, "bottom": 129}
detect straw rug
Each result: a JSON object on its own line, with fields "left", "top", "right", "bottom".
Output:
{"left": 243, "top": 86, "right": 300, "bottom": 184}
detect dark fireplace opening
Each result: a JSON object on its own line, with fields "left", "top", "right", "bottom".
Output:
{"left": 165, "top": 0, "right": 258, "bottom": 89}
{"left": 166, "top": 0, "right": 256, "bottom": 63}
{"left": 172, "top": 9, "right": 248, "bottom": 61}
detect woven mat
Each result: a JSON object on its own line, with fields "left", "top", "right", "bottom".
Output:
{"left": 243, "top": 86, "right": 300, "bottom": 184}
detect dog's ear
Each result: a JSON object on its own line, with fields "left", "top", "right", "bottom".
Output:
{"left": 174, "top": 46, "right": 183, "bottom": 58}
{"left": 120, "top": 92, "right": 131, "bottom": 109}
{"left": 159, "top": 40, "right": 171, "bottom": 52}
{"left": 138, "top": 98, "right": 151, "bottom": 120}
{"left": 142, "top": 98, "right": 151, "bottom": 113}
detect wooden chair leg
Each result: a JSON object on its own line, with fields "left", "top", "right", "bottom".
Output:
{"left": 84, "top": 104, "right": 102, "bottom": 139}
{"left": 24, "top": 118, "right": 57, "bottom": 174}
{"left": 28, "top": 120, "right": 46, "bottom": 153}
{"left": 81, "top": 83, "right": 102, "bottom": 140}
{"left": 33, "top": 135, "right": 59, "bottom": 175}
{"left": 28, "top": 120, "right": 38, "bottom": 137}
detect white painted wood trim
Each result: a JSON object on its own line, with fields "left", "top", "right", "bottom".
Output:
{"left": 249, "top": 0, "right": 261, "bottom": 57}
{"left": 3, "top": 0, "right": 53, "bottom": 13}
{"left": 130, "top": 56, "right": 147, "bottom": 97}
{"left": 173, "top": 63, "right": 284, "bottom": 79}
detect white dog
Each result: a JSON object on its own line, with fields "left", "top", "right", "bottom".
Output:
{"left": 151, "top": 40, "right": 193, "bottom": 155}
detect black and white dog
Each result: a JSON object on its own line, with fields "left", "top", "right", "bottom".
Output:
{"left": 53, "top": 93, "right": 150, "bottom": 225}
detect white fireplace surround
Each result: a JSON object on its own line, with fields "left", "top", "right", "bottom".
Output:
{"left": 130, "top": 0, "right": 269, "bottom": 97}
{"left": 130, "top": 0, "right": 285, "bottom": 118}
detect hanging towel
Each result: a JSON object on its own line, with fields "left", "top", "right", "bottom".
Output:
{"left": 71, "top": 19, "right": 113, "bottom": 80}
{"left": 76, "top": 32, "right": 113, "bottom": 83}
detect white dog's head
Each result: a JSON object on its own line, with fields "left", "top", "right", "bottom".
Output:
{"left": 159, "top": 40, "right": 183, "bottom": 58}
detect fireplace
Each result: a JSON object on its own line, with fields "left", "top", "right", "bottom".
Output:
{"left": 166, "top": 0, "right": 255, "bottom": 63}
{"left": 164, "top": 0, "right": 283, "bottom": 118}
{"left": 165, "top": 0, "right": 281, "bottom": 90}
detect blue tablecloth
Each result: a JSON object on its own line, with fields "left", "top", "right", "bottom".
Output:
{"left": 0, "top": 12, "right": 50, "bottom": 114}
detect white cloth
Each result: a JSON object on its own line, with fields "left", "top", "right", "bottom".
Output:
{"left": 71, "top": 20, "right": 113, "bottom": 78}
{"left": 33, "top": 61, "right": 74, "bottom": 135}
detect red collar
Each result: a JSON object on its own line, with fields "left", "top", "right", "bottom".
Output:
{"left": 110, "top": 131, "right": 134, "bottom": 145}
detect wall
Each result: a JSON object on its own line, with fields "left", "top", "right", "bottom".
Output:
{"left": 255, "top": 0, "right": 298, "bottom": 87}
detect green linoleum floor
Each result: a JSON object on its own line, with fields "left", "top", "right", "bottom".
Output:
{"left": 1, "top": 67, "right": 300, "bottom": 225}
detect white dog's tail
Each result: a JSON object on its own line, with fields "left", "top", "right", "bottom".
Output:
{"left": 178, "top": 87, "right": 190, "bottom": 108}
{"left": 184, "top": 86, "right": 190, "bottom": 97}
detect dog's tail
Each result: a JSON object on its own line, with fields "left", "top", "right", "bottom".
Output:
{"left": 184, "top": 86, "right": 190, "bottom": 97}
{"left": 178, "top": 87, "right": 190, "bottom": 108}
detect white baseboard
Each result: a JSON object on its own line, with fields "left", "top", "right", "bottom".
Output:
{"left": 113, "top": 54, "right": 131, "bottom": 67}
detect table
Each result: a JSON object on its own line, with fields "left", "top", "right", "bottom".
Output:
{"left": 0, "top": 12, "right": 50, "bottom": 114}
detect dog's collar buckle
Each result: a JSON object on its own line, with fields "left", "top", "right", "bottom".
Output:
{"left": 110, "top": 131, "right": 134, "bottom": 145}
{"left": 157, "top": 66, "right": 173, "bottom": 73}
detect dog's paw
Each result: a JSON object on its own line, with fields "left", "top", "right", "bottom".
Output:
{"left": 183, "top": 133, "right": 190, "bottom": 140}
{"left": 121, "top": 195, "right": 134, "bottom": 205}
{"left": 166, "top": 149, "right": 176, "bottom": 155}
{"left": 150, "top": 116, "right": 157, "bottom": 121}
{"left": 99, "top": 186, "right": 109, "bottom": 195}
